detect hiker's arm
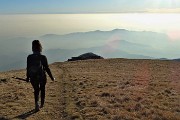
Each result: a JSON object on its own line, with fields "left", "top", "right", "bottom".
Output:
{"left": 43, "top": 56, "right": 54, "bottom": 81}
{"left": 26, "top": 56, "right": 30, "bottom": 82}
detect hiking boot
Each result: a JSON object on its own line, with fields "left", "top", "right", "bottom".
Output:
{"left": 40, "top": 100, "right": 44, "bottom": 108}
{"left": 35, "top": 102, "right": 40, "bottom": 111}
{"left": 40, "top": 104, "right": 44, "bottom": 108}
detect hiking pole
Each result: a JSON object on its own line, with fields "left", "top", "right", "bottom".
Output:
{"left": 12, "top": 76, "right": 27, "bottom": 82}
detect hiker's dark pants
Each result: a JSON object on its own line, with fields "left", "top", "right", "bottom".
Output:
{"left": 30, "top": 78, "right": 46, "bottom": 105}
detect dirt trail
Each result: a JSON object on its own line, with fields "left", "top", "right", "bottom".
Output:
{"left": 0, "top": 63, "right": 65, "bottom": 120}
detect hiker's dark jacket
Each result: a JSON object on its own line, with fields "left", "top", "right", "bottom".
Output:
{"left": 26, "top": 53, "right": 53, "bottom": 82}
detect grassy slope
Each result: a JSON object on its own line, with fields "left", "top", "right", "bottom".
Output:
{"left": 0, "top": 63, "right": 64, "bottom": 120}
{"left": 0, "top": 58, "right": 180, "bottom": 120}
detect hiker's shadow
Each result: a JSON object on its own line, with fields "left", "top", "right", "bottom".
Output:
{"left": 13, "top": 109, "right": 38, "bottom": 119}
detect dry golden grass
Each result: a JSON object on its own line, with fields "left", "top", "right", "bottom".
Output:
{"left": 0, "top": 63, "right": 64, "bottom": 120}
{"left": 0, "top": 58, "right": 180, "bottom": 120}
{"left": 61, "top": 59, "right": 180, "bottom": 120}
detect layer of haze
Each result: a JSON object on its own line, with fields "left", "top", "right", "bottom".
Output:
{"left": 0, "top": 13, "right": 180, "bottom": 38}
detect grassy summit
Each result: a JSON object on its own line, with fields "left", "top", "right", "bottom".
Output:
{"left": 0, "top": 58, "right": 179, "bottom": 120}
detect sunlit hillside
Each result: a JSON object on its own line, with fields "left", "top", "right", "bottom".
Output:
{"left": 0, "top": 58, "right": 179, "bottom": 120}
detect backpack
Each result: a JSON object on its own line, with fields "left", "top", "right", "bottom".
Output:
{"left": 28, "top": 54, "right": 43, "bottom": 78}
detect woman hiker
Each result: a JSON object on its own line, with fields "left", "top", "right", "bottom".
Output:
{"left": 26, "top": 40, "right": 55, "bottom": 111}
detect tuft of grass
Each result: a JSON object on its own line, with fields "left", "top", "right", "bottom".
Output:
{"left": 70, "top": 112, "right": 81, "bottom": 120}
{"left": 0, "top": 78, "right": 7, "bottom": 83}
{"left": 89, "top": 100, "right": 99, "bottom": 107}
{"left": 101, "top": 92, "right": 110, "bottom": 97}
{"left": 164, "top": 89, "right": 171, "bottom": 94}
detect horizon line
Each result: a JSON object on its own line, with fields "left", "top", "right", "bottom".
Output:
{"left": 0, "top": 11, "right": 180, "bottom": 15}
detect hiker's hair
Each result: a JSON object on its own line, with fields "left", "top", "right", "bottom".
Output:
{"left": 32, "top": 40, "right": 42, "bottom": 52}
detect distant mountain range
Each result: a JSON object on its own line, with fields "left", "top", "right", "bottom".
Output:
{"left": 1, "top": 29, "right": 180, "bottom": 71}
{"left": 40, "top": 29, "right": 179, "bottom": 58}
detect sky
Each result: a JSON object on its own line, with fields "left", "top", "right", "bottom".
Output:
{"left": 0, "top": 0, "right": 180, "bottom": 14}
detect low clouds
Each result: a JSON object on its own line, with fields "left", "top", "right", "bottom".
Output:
{"left": 147, "top": 8, "right": 180, "bottom": 13}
